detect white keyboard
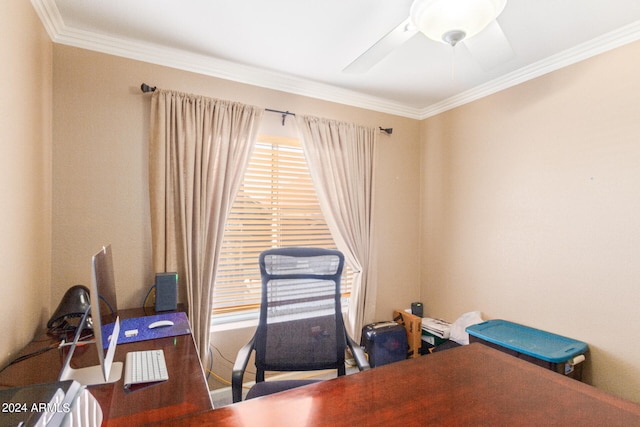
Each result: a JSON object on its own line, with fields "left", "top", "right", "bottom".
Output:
{"left": 124, "top": 350, "right": 169, "bottom": 389}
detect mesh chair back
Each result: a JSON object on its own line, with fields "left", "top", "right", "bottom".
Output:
{"left": 255, "top": 248, "right": 347, "bottom": 373}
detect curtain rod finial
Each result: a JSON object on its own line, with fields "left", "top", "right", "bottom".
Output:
{"left": 379, "top": 127, "right": 393, "bottom": 135}
{"left": 141, "top": 83, "right": 156, "bottom": 93}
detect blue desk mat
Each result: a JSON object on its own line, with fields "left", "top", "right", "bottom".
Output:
{"left": 102, "top": 311, "right": 191, "bottom": 349}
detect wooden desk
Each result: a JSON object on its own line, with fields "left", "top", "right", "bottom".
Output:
{"left": 0, "top": 307, "right": 212, "bottom": 426}
{"left": 161, "top": 343, "right": 640, "bottom": 426}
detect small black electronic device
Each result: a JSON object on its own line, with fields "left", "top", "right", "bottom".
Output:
{"left": 411, "top": 302, "right": 424, "bottom": 317}
{"left": 155, "top": 272, "right": 178, "bottom": 312}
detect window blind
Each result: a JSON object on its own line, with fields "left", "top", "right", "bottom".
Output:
{"left": 212, "top": 135, "right": 352, "bottom": 324}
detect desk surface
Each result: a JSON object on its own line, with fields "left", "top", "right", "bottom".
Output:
{"left": 163, "top": 343, "right": 640, "bottom": 427}
{"left": 0, "top": 307, "right": 212, "bottom": 426}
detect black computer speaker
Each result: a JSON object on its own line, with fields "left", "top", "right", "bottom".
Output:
{"left": 411, "top": 302, "right": 424, "bottom": 318}
{"left": 155, "top": 272, "right": 178, "bottom": 312}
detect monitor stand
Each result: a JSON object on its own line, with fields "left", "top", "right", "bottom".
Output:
{"left": 58, "top": 311, "right": 123, "bottom": 386}
{"left": 59, "top": 361, "right": 123, "bottom": 386}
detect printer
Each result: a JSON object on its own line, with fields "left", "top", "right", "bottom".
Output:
{"left": 421, "top": 317, "right": 452, "bottom": 347}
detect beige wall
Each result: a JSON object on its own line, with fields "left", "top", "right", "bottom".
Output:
{"left": 0, "top": 0, "right": 52, "bottom": 366}
{"left": 51, "top": 45, "right": 421, "bottom": 386}
{"left": 421, "top": 40, "right": 640, "bottom": 403}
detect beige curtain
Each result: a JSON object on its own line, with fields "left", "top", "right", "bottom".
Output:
{"left": 149, "top": 89, "right": 263, "bottom": 362}
{"left": 296, "top": 115, "right": 377, "bottom": 340}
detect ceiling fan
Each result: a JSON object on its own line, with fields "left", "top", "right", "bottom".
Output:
{"left": 344, "top": 0, "right": 515, "bottom": 73}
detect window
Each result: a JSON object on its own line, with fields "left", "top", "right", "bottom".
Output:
{"left": 212, "top": 135, "right": 352, "bottom": 325}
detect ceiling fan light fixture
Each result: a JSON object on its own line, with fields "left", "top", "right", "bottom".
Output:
{"left": 442, "top": 30, "right": 466, "bottom": 47}
{"left": 410, "top": 0, "right": 507, "bottom": 46}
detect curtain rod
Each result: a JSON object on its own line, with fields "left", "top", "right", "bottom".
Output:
{"left": 265, "top": 108, "right": 295, "bottom": 126}
{"left": 140, "top": 83, "right": 393, "bottom": 134}
{"left": 264, "top": 108, "right": 392, "bottom": 134}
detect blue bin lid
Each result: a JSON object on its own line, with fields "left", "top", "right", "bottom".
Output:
{"left": 466, "top": 319, "right": 588, "bottom": 363}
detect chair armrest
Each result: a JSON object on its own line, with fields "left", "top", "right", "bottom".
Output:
{"left": 346, "top": 334, "right": 370, "bottom": 371}
{"left": 232, "top": 335, "right": 256, "bottom": 403}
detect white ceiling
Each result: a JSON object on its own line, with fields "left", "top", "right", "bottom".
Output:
{"left": 32, "top": 0, "right": 640, "bottom": 119}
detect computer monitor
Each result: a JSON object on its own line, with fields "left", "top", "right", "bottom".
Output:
{"left": 93, "top": 244, "right": 118, "bottom": 315}
{"left": 58, "top": 245, "right": 123, "bottom": 386}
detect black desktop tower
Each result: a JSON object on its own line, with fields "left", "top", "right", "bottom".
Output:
{"left": 155, "top": 272, "right": 178, "bottom": 312}
{"left": 361, "top": 322, "right": 408, "bottom": 367}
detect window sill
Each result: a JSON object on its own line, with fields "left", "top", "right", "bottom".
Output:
{"left": 210, "top": 317, "right": 258, "bottom": 333}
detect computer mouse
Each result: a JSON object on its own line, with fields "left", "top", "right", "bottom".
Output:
{"left": 148, "top": 320, "right": 174, "bottom": 329}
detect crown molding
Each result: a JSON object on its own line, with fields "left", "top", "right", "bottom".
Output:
{"left": 418, "top": 19, "right": 640, "bottom": 119}
{"left": 32, "top": 0, "right": 640, "bottom": 121}
{"left": 31, "top": 0, "right": 423, "bottom": 119}
{"left": 31, "top": 0, "right": 64, "bottom": 39}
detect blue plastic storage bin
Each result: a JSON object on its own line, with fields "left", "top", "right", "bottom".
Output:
{"left": 466, "top": 319, "right": 588, "bottom": 380}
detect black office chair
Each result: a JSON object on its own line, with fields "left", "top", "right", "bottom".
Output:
{"left": 232, "top": 247, "right": 369, "bottom": 403}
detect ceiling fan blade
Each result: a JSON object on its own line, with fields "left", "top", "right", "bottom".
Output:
{"left": 463, "top": 20, "right": 515, "bottom": 71}
{"left": 343, "top": 17, "right": 417, "bottom": 73}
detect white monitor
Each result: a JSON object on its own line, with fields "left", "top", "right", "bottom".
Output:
{"left": 93, "top": 244, "right": 118, "bottom": 315}
{"left": 59, "top": 245, "right": 123, "bottom": 385}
